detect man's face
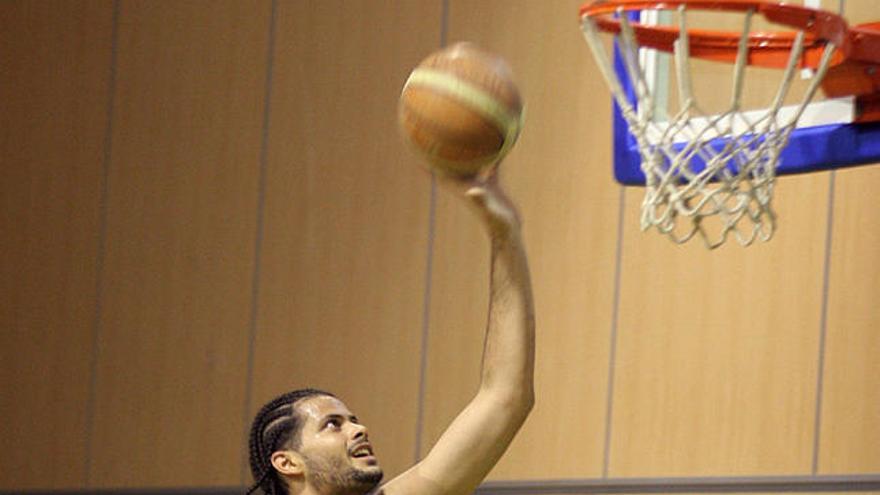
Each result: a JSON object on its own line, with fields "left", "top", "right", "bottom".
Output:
{"left": 294, "top": 395, "right": 383, "bottom": 494}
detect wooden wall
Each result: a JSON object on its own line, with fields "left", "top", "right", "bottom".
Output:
{"left": 1, "top": 0, "right": 877, "bottom": 491}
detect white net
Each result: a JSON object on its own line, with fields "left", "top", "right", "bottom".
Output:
{"left": 581, "top": 5, "right": 839, "bottom": 248}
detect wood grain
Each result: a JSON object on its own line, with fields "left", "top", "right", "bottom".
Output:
{"left": 89, "top": 1, "right": 270, "bottom": 487}
{"left": 420, "top": 0, "right": 618, "bottom": 480}
{"left": 247, "top": 0, "right": 441, "bottom": 483}
{"left": 0, "top": 0, "right": 113, "bottom": 489}
{"left": 818, "top": 165, "right": 880, "bottom": 473}
{"left": 610, "top": 173, "right": 830, "bottom": 476}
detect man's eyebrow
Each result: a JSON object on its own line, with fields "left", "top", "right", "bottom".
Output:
{"left": 321, "top": 413, "right": 344, "bottom": 422}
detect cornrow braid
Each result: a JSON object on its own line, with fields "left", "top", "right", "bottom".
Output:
{"left": 245, "top": 388, "right": 335, "bottom": 495}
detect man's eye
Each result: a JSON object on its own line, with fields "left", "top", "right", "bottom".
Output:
{"left": 325, "top": 419, "right": 341, "bottom": 429}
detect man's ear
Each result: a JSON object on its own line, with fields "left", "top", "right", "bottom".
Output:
{"left": 271, "top": 450, "right": 305, "bottom": 477}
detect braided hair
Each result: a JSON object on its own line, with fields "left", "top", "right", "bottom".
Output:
{"left": 246, "top": 388, "right": 336, "bottom": 495}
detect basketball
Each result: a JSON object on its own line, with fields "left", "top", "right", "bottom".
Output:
{"left": 398, "top": 42, "right": 524, "bottom": 177}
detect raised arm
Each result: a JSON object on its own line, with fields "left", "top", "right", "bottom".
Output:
{"left": 383, "top": 174, "right": 535, "bottom": 495}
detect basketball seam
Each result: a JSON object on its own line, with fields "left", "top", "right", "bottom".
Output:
{"left": 403, "top": 68, "right": 523, "bottom": 149}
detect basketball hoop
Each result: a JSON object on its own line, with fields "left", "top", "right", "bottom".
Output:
{"left": 578, "top": 0, "right": 873, "bottom": 248}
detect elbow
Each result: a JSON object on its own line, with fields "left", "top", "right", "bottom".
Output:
{"left": 521, "top": 388, "right": 535, "bottom": 418}
{"left": 510, "top": 389, "right": 534, "bottom": 426}
{"left": 515, "top": 385, "right": 535, "bottom": 414}
{"left": 484, "top": 385, "right": 534, "bottom": 422}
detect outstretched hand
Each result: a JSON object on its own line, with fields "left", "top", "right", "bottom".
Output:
{"left": 437, "top": 165, "right": 522, "bottom": 240}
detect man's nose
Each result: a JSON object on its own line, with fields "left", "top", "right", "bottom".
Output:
{"left": 351, "top": 422, "right": 369, "bottom": 439}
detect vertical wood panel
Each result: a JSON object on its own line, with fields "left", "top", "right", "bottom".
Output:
{"left": 814, "top": 0, "right": 880, "bottom": 476}
{"left": 0, "top": 0, "right": 113, "bottom": 490}
{"left": 248, "top": 0, "right": 440, "bottom": 483}
{"left": 610, "top": 173, "right": 830, "bottom": 476}
{"left": 818, "top": 165, "right": 880, "bottom": 473}
{"left": 421, "top": 0, "right": 618, "bottom": 480}
{"left": 90, "top": 1, "right": 270, "bottom": 487}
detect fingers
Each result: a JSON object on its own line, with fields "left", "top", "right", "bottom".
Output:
{"left": 428, "top": 162, "right": 521, "bottom": 235}
{"left": 433, "top": 160, "right": 499, "bottom": 195}
{"left": 465, "top": 182, "right": 522, "bottom": 237}
{"left": 464, "top": 185, "right": 489, "bottom": 207}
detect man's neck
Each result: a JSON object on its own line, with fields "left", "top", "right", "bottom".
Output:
{"left": 290, "top": 484, "right": 380, "bottom": 495}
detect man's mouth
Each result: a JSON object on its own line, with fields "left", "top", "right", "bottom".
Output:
{"left": 350, "top": 443, "right": 374, "bottom": 458}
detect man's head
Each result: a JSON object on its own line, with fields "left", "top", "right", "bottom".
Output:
{"left": 247, "top": 389, "right": 383, "bottom": 495}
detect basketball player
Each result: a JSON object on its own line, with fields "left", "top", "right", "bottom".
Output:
{"left": 246, "top": 171, "right": 535, "bottom": 495}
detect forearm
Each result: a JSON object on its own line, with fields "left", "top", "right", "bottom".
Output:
{"left": 479, "top": 229, "right": 535, "bottom": 409}
{"left": 383, "top": 178, "right": 535, "bottom": 495}
{"left": 383, "top": 232, "right": 535, "bottom": 495}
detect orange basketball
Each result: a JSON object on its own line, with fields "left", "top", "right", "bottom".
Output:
{"left": 398, "top": 42, "right": 524, "bottom": 177}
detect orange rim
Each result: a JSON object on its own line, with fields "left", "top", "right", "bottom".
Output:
{"left": 579, "top": 0, "right": 850, "bottom": 69}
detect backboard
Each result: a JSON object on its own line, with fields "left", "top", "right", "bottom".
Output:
{"left": 608, "top": 0, "right": 880, "bottom": 186}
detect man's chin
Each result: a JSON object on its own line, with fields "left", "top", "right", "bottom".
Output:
{"left": 352, "top": 466, "right": 384, "bottom": 487}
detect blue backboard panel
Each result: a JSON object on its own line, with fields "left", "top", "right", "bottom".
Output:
{"left": 611, "top": 29, "right": 880, "bottom": 186}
